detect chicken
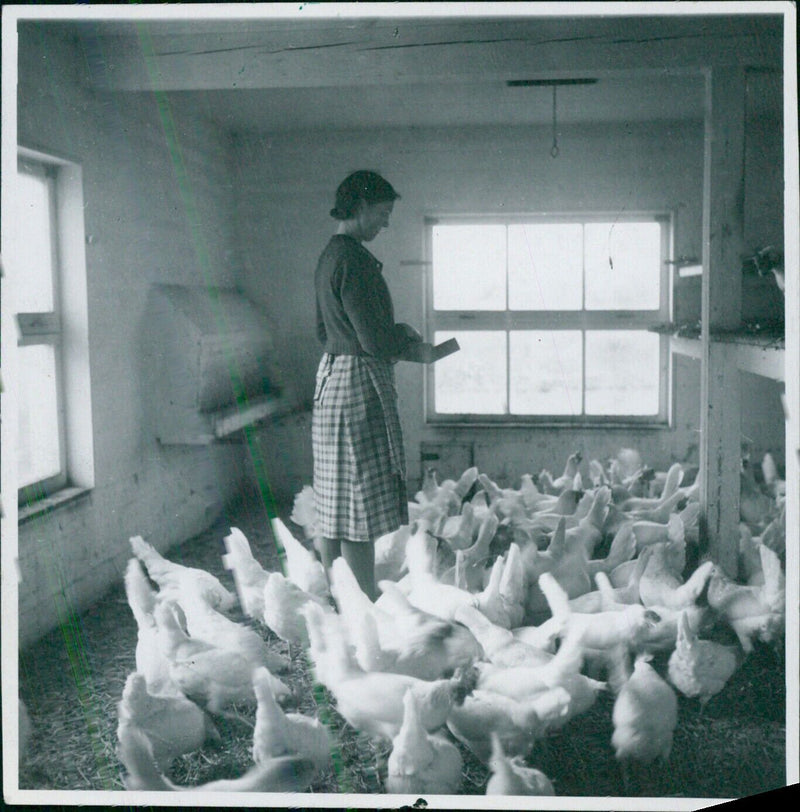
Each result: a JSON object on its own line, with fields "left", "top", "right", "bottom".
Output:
{"left": 270, "top": 517, "right": 330, "bottom": 600}
{"left": 118, "top": 724, "right": 316, "bottom": 792}
{"left": 446, "top": 686, "right": 571, "bottom": 763}
{"left": 740, "top": 454, "right": 776, "bottom": 532}
{"left": 261, "top": 569, "right": 332, "bottom": 647}
{"left": 124, "top": 557, "right": 176, "bottom": 694}
{"left": 632, "top": 512, "right": 684, "bottom": 550}
{"left": 549, "top": 451, "right": 583, "bottom": 493}
{"left": 618, "top": 462, "right": 684, "bottom": 512}
{"left": 611, "top": 653, "right": 678, "bottom": 786}
{"left": 411, "top": 468, "right": 462, "bottom": 524}
{"left": 706, "top": 544, "right": 785, "bottom": 652}
{"left": 538, "top": 571, "right": 661, "bottom": 653}
{"left": 475, "top": 628, "right": 606, "bottom": 725}
{"left": 154, "top": 600, "right": 289, "bottom": 713}
{"left": 495, "top": 543, "right": 527, "bottom": 628}
{"left": 251, "top": 667, "right": 331, "bottom": 774}
{"left": 570, "top": 546, "right": 649, "bottom": 613}
{"left": 439, "top": 511, "right": 499, "bottom": 590}
{"left": 374, "top": 524, "right": 412, "bottom": 583}
{"left": 221, "top": 527, "right": 271, "bottom": 620}
{"left": 374, "top": 580, "right": 482, "bottom": 679}
{"left": 609, "top": 448, "right": 644, "bottom": 487}
{"left": 565, "top": 486, "right": 610, "bottom": 557}
{"left": 523, "top": 517, "right": 595, "bottom": 620}
{"left": 485, "top": 731, "right": 555, "bottom": 796}
{"left": 454, "top": 604, "right": 552, "bottom": 668}
{"left": 585, "top": 520, "right": 638, "bottom": 577}
{"left": 667, "top": 611, "right": 744, "bottom": 708}
{"left": 116, "top": 672, "right": 219, "bottom": 770}
{"left": 438, "top": 500, "right": 479, "bottom": 551}
{"left": 300, "top": 601, "right": 476, "bottom": 742}
{"left": 130, "top": 535, "right": 236, "bottom": 612}
{"left": 289, "top": 484, "right": 322, "bottom": 546}
{"left": 385, "top": 689, "right": 464, "bottom": 795}
{"left": 638, "top": 540, "right": 714, "bottom": 610}
{"left": 175, "top": 580, "right": 289, "bottom": 674}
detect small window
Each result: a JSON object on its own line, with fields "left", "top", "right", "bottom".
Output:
{"left": 16, "top": 159, "right": 67, "bottom": 499}
{"left": 425, "top": 214, "right": 671, "bottom": 424}
{"left": 14, "top": 150, "right": 93, "bottom": 511}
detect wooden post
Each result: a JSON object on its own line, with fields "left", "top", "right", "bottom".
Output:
{"left": 699, "top": 67, "right": 746, "bottom": 577}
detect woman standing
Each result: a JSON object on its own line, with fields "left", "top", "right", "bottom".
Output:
{"left": 312, "top": 170, "right": 423, "bottom": 600}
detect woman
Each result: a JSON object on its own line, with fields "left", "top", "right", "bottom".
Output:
{"left": 312, "top": 170, "right": 423, "bottom": 600}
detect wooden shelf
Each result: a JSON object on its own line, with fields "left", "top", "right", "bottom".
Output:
{"left": 668, "top": 334, "right": 784, "bottom": 381}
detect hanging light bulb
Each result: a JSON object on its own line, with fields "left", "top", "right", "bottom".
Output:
{"left": 506, "top": 77, "right": 598, "bottom": 159}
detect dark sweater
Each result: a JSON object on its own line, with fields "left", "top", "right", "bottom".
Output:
{"left": 315, "top": 234, "right": 411, "bottom": 359}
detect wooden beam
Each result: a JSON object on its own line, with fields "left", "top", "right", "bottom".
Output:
{"left": 699, "top": 66, "right": 746, "bottom": 578}
{"left": 65, "top": 16, "right": 783, "bottom": 92}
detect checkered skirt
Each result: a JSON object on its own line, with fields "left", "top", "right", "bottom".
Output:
{"left": 312, "top": 353, "right": 409, "bottom": 542}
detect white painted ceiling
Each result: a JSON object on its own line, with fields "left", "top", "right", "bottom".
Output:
{"left": 45, "top": 9, "right": 785, "bottom": 133}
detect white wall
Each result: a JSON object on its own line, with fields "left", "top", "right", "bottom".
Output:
{"left": 234, "top": 120, "right": 713, "bottom": 493}
{"left": 15, "top": 27, "right": 249, "bottom": 647}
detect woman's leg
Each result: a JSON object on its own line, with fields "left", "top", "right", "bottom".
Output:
{"left": 319, "top": 537, "right": 341, "bottom": 575}
{"left": 341, "top": 540, "right": 377, "bottom": 601}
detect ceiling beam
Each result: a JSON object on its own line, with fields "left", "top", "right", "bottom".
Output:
{"left": 50, "top": 15, "right": 782, "bottom": 92}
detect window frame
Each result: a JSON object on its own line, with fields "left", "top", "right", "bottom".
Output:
{"left": 15, "top": 146, "right": 94, "bottom": 516}
{"left": 16, "top": 158, "right": 69, "bottom": 502}
{"left": 423, "top": 212, "right": 673, "bottom": 426}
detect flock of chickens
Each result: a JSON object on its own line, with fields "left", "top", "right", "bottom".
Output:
{"left": 109, "top": 447, "right": 786, "bottom": 797}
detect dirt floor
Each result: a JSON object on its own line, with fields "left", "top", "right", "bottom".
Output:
{"left": 16, "top": 491, "right": 788, "bottom": 802}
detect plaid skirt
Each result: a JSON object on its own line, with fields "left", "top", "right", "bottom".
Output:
{"left": 312, "top": 353, "right": 409, "bottom": 542}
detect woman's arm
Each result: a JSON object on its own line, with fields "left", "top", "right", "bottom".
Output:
{"left": 340, "top": 261, "right": 416, "bottom": 358}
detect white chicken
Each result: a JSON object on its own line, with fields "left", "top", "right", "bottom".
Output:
{"left": 300, "top": 601, "right": 476, "bottom": 742}
{"left": 123, "top": 557, "right": 177, "bottom": 695}
{"left": 330, "top": 556, "right": 481, "bottom": 679}
{"left": 385, "top": 689, "right": 464, "bottom": 795}
{"left": 118, "top": 724, "right": 316, "bottom": 792}
{"left": 130, "top": 535, "right": 236, "bottom": 612}
{"left": 667, "top": 611, "right": 744, "bottom": 709}
{"left": 221, "top": 526, "right": 271, "bottom": 619}
{"left": 611, "top": 653, "right": 678, "bottom": 788}
{"left": 289, "top": 484, "right": 322, "bottom": 548}
{"left": 174, "top": 580, "right": 289, "bottom": 674}
{"left": 261, "top": 569, "right": 332, "bottom": 647}
{"left": 706, "top": 544, "right": 785, "bottom": 653}
{"left": 374, "top": 524, "right": 412, "bottom": 583}
{"left": 438, "top": 500, "right": 479, "bottom": 551}
{"left": 446, "top": 686, "right": 571, "bottom": 763}
{"left": 374, "top": 580, "right": 483, "bottom": 679}
{"left": 638, "top": 543, "right": 714, "bottom": 611}
{"left": 537, "top": 571, "right": 662, "bottom": 653}
{"left": 116, "top": 672, "right": 219, "bottom": 770}
{"left": 485, "top": 731, "right": 555, "bottom": 796}
{"left": 154, "top": 600, "right": 290, "bottom": 713}
{"left": 475, "top": 630, "right": 606, "bottom": 726}
{"left": 454, "top": 604, "right": 553, "bottom": 668}
{"left": 251, "top": 667, "right": 331, "bottom": 774}
{"left": 270, "top": 517, "right": 330, "bottom": 600}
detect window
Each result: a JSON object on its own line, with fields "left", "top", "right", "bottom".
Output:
{"left": 425, "top": 214, "right": 671, "bottom": 424}
{"left": 14, "top": 149, "right": 93, "bottom": 512}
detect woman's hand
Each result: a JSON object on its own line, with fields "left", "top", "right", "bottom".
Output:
{"left": 396, "top": 322, "right": 424, "bottom": 343}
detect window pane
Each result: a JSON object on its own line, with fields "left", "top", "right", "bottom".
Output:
{"left": 508, "top": 224, "right": 583, "bottom": 310}
{"left": 584, "top": 222, "right": 661, "bottom": 310}
{"left": 510, "top": 331, "right": 582, "bottom": 414}
{"left": 17, "top": 344, "right": 62, "bottom": 488}
{"left": 432, "top": 225, "right": 505, "bottom": 310}
{"left": 585, "top": 330, "right": 660, "bottom": 414}
{"left": 15, "top": 167, "right": 55, "bottom": 312}
{"left": 433, "top": 331, "right": 506, "bottom": 413}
